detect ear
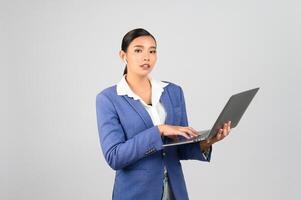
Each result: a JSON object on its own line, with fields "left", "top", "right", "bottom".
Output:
{"left": 119, "top": 50, "right": 126, "bottom": 61}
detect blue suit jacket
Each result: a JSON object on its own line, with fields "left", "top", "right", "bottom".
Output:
{"left": 96, "top": 81, "right": 212, "bottom": 200}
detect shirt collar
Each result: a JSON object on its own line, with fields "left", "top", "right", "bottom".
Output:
{"left": 116, "top": 75, "right": 169, "bottom": 105}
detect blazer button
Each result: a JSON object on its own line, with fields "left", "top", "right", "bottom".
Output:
{"left": 162, "top": 152, "right": 166, "bottom": 156}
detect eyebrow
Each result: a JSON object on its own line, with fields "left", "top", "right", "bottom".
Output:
{"left": 133, "top": 45, "right": 156, "bottom": 49}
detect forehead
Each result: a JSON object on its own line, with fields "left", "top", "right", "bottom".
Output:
{"left": 129, "top": 36, "right": 156, "bottom": 48}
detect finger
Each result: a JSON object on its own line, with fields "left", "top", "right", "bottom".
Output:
{"left": 222, "top": 124, "right": 226, "bottom": 134}
{"left": 177, "top": 131, "right": 191, "bottom": 139}
{"left": 227, "top": 121, "right": 231, "bottom": 132}
{"left": 226, "top": 123, "right": 230, "bottom": 135}
{"left": 186, "top": 127, "right": 199, "bottom": 136}
{"left": 188, "top": 126, "right": 199, "bottom": 134}
{"left": 224, "top": 127, "right": 230, "bottom": 137}
{"left": 227, "top": 123, "right": 230, "bottom": 132}
{"left": 180, "top": 127, "right": 198, "bottom": 137}
{"left": 225, "top": 129, "right": 230, "bottom": 137}
{"left": 224, "top": 123, "right": 230, "bottom": 136}
{"left": 220, "top": 128, "right": 226, "bottom": 138}
{"left": 187, "top": 129, "right": 198, "bottom": 138}
{"left": 217, "top": 132, "right": 222, "bottom": 140}
{"left": 223, "top": 125, "right": 228, "bottom": 136}
{"left": 215, "top": 129, "right": 223, "bottom": 140}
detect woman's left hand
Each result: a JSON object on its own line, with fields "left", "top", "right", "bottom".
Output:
{"left": 200, "top": 121, "right": 232, "bottom": 151}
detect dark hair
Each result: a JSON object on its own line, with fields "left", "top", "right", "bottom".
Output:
{"left": 121, "top": 28, "right": 157, "bottom": 75}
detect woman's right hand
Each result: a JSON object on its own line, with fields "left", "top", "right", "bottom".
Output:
{"left": 157, "top": 124, "right": 199, "bottom": 140}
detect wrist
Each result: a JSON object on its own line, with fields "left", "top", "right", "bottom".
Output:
{"left": 200, "top": 141, "right": 211, "bottom": 152}
{"left": 158, "top": 125, "right": 165, "bottom": 135}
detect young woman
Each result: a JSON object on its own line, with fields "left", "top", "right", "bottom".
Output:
{"left": 96, "top": 28, "right": 231, "bottom": 200}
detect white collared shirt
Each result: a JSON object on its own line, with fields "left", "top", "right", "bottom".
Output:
{"left": 116, "top": 75, "right": 208, "bottom": 198}
{"left": 116, "top": 75, "right": 169, "bottom": 126}
{"left": 116, "top": 74, "right": 172, "bottom": 196}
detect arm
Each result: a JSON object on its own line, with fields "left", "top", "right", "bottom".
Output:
{"left": 176, "top": 87, "right": 212, "bottom": 162}
{"left": 96, "top": 93, "right": 163, "bottom": 170}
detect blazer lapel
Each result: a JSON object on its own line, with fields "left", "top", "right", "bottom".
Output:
{"left": 160, "top": 89, "right": 176, "bottom": 144}
{"left": 122, "top": 89, "right": 174, "bottom": 128}
{"left": 121, "top": 86, "right": 175, "bottom": 145}
{"left": 123, "top": 96, "right": 154, "bottom": 128}
{"left": 160, "top": 89, "right": 174, "bottom": 125}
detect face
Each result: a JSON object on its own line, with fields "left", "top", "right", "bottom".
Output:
{"left": 120, "top": 36, "right": 157, "bottom": 77}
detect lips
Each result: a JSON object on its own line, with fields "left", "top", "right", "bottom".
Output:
{"left": 140, "top": 64, "right": 150, "bottom": 69}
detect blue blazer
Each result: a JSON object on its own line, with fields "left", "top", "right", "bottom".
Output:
{"left": 96, "top": 81, "right": 212, "bottom": 200}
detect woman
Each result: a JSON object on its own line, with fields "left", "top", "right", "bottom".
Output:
{"left": 96, "top": 28, "right": 231, "bottom": 200}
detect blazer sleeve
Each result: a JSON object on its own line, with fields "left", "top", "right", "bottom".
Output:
{"left": 176, "top": 87, "right": 212, "bottom": 162}
{"left": 96, "top": 92, "right": 164, "bottom": 170}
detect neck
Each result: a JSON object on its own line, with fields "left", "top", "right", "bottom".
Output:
{"left": 125, "top": 73, "right": 151, "bottom": 92}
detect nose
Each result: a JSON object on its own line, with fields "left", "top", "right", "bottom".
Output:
{"left": 143, "top": 52, "right": 150, "bottom": 61}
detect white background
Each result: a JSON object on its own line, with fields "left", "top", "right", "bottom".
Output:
{"left": 1, "top": 0, "right": 301, "bottom": 199}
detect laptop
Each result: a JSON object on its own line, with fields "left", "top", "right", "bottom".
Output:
{"left": 163, "top": 87, "right": 260, "bottom": 147}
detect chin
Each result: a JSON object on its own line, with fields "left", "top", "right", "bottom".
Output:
{"left": 136, "top": 72, "right": 150, "bottom": 78}
{"left": 136, "top": 69, "right": 153, "bottom": 77}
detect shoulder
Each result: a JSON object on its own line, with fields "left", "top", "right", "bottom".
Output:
{"left": 160, "top": 80, "right": 186, "bottom": 106}
{"left": 161, "top": 80, "right": 184, "bottom": 95}
{"left": 161, "top": 80, "right": 182, "bottom": 90}
{"left": 96, "top": 85, "right": 118, "bottom": 103}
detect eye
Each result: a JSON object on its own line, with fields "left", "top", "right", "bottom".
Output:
{"left": 134, "top": 49, "right": 142, "bottom": 53}
{"left": 150, "top": 50, "right": 157, "bottom": 54}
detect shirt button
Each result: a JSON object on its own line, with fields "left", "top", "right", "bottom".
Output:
{"left": 162, "top": 152, "right": 166, "bottom": 156}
